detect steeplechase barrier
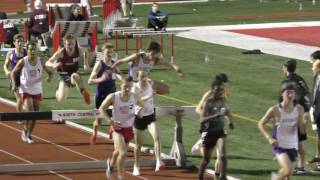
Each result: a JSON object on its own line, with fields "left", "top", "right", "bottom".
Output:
{"left": 51, "top": 21, "right": 98, "bottom": 52}
{"left": 0, "top": 106, "right": 197, "bottom": 173}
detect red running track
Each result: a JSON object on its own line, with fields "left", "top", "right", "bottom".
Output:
{"left": 228, "top": 26, "right": 320, "bottom": 47}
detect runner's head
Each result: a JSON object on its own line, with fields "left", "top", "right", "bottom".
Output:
{"left": 63, "top": 34, "right": 76, "bottom": 53}
{"left": 103, "top": 43, "right": 114, "bottom": 61}
{"left": 121, "top": 76, "right": 134, "bottom": 95}
{"left": 279, "top": 81, "right": 296, "bottom": 103}
{"left": 13, "top": 34, "right": 24, "bottom": 50}
{"left": 137, "top": 70, "right": 149, "bottom": 86}
{"left": 211, "top": 78, "right": 224, "bottom": 100}
{"left": 147, "top": 41, "right": 161, "bottom": 59}
{"left": 26, "top": 41, "right": 37, "bottom": 58}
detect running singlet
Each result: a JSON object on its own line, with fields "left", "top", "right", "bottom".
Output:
{"left": 19, "top": 56, "right": 43, "bottom": 95}
{"left": 201, "top": 98, "right": 225, "bottom": 133}
{"left": 96, "top": 60, "right": 116, "bottom": 97}
{"left": 10, "top": 49, "right": 27, "bottom": 69}
{"left": 129, "top": 52, "right": 154, "bottom": 81}
{"left": 273, "top": 105, "right": 299, "bottom": 149}
{"left": 112, "top": 91, "right": 136, "bottom": 128}
{"left": 133, "top": 82, "right": 154, "bottom": 116}
{"left": 30, "top": 9, "right": 49, "bottom": 33}
{"left": 57, "top": 46, "right": 80, "bottom": 76}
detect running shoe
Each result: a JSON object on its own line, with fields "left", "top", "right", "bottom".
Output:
{"left": 16, "top": 120, "right": 23, "bottom": 124}
{"left": 21, "top": 131, "right": 27, "bottom": 142}
{"left": 191, "top": 139, "right": 201, "bottom": 155}
{"left": 155, "top": 160, "right": 165, "bottom": 172}
{"left": 293, "top": 167, "right": 306, "bottom": 175}
{"left": 106, "top": 159, "right": 112, "bottom": 180}
{"left": 82, "top": 89, "right": 91, "bottom": 105}
{"left": 308, "top": 157, "right": 320, "bottom": 164}
{"left": 26, "top": 137, "right": 34, "bottom": 144}
{"left": 132, "top": 165, "right": 140, "bottom": 176}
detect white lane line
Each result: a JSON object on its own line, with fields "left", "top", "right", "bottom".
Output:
{"left": 0, "top": 148, "right": 72, "bottom": 180}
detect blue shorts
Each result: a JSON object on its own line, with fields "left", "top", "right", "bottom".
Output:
{"left": 273, "top": 146, "right": 297, "bottom": 162}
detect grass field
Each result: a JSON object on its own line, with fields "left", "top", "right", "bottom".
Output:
{"left": 1, "top": 0, "right": 320, "bottom": 179}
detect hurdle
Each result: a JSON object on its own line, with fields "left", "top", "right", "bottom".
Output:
{"left": 105, "top": 27, "right": 155, "bottom": 55}
{"left": 51, "top": 21, "right": 98, "bottom": 52}
{"left": 131, "top": 32, "right": 176, "bottom": 63}
{"left": 47, "top": 3, "right": 89, "bottom": 30}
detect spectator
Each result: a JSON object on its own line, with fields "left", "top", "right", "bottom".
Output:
{"left": 29, "top": 0, "right": 49, "bottom": 43}
{"left": 120, "top": 0, "right": 134, "bottom": 17}
{"left": 24, "top": 0, "right": 32, "bottom": 12}
{"left": 3, "top": 20, "right": 19, "bottom": 48}
{"left": 147, "top": 3, "right": 168, "bottom": 31}
{"left": 66, "top": 4, "right": 85, "bottom": 21}
{"left": 0, "top": 11, "right": 7, "bottom": 19}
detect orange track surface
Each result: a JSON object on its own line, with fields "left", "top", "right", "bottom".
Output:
{"left": 0, "top": 102, "right": 210, "bottom": 179}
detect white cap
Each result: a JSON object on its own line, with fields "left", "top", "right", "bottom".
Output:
{"left": 34, "top": 0, "right": 42, "bottom": 9}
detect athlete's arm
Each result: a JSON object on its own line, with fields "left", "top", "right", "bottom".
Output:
{"left": 156, "top": 56, "right": 184, "bottom": 78}
{"left": 3, "top": 51, "right": 13, "bottom": 77}
{"left": 258, "top": 106, "right": 278, "bottom": 146}
{"left": 41, "top": 58, "right": 52, "bottom": 82}
{"left": 135, "top": 95, "right": 145, "bottom": 118}
{"left": 88, "top": 61, "right": 103, "bottom": 85}
{"left": 111, "top": 53, "right": 137, "bottom": 69}
{"left": 196, "top": 90, "right": 211, "bottom": 115}
{"left": 45, "top": 49, "right": 63, "bottom": 69}
{"left": 10, "top": 58, "right": 24, "bottom": 92}
{"left": 99, "top": 93, "right": 121, "bottom": 129}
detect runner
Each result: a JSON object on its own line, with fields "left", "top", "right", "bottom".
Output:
{"left": 3, "top": 34, "right": 27, "bottom": 123}
{"left": 10, "top": 41, "right": 52, "bottom": 144}
{"left": 191, "top": 73, "right": 232, "bottom": 179}
{"left": 45, "top": 34, "right": 91, "bottom": 105}
{"left": 111, "top": 41, "right": 184, "bottom": 82}
{"left": 258, "top": 82, "right": 305, "bottom": 180}
{"left": 132, "top": 70, "right": 164, "bottom": 176}
{"left": 100, "top": 76, "right": 144, "bottom": 180}
{"left": 88, "top": 43, "right": 122, "bottom": 144}
{"left": 196, "top": 78, "right": 233, "bottom": 180}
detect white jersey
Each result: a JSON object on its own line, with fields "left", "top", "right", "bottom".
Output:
{"left": 132, "top": 81, "right": 154, "bottom": 116}
{"left": 129, "top": 52, "right": 154, "bottom": 81}
{"left": 19, "top": 56, "right": 43, "bottom": 95}
{"left": 112, "top": 91, "right": 136, "bottom": 128}
{"left": 274, "top": 105, "right": 299, "bottom": 149}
